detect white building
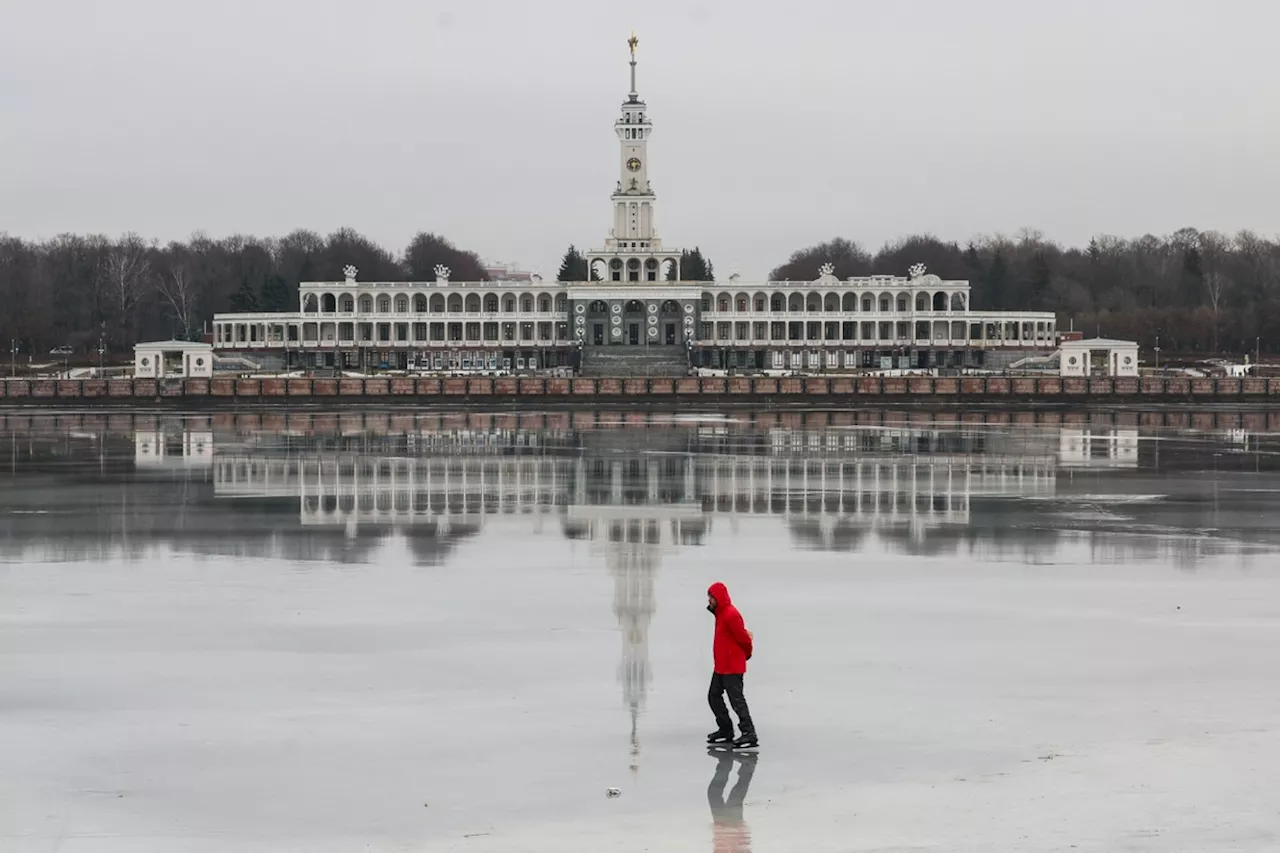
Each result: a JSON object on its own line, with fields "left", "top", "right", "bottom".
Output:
{"left": 1058, "top": 338, "right": 1139, "bottom": 378}
{"left": 211, "top": 36, "right": 1058, "bottom": 375}
{"left": 134, "top": 340, "right": 214, "bottom": 379}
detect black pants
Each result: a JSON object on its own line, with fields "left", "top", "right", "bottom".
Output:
{"left": 708, "top": 672, "right": 754, "bottom": 736}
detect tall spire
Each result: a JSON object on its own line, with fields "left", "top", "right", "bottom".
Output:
{"left": 627, "top": 31, "right": 639, "bottom": 100}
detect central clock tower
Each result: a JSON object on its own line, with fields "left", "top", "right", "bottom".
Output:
{"left": 584, "top": 33, "right": 684, "bottom": 284}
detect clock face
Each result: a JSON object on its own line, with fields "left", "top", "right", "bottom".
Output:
{"left": 626, "top": 157, "right": 642, "bottom": 172}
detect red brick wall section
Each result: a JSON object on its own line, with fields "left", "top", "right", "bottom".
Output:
{"left": 364, "top": 379, "right": 389, "bottom": 396}
{"left": 1140, "top": 378, "right": 1164, "bottom": 394}
{"left": 598, "top": 378, "right": 623, "bottom": 395}
{"left": 184, "top": 379, "right": 209, "bottom": 396}
{"left": 961, "top": 378, "right": 985, "bottom": 394}
{"left": 1012, "top": 378, "right": 1036, "bottom": 395}
{"left": 30, "top": 380, "right": 55, "bottom": 397}
{"left": 494, "top": 378, "right": 518, "bottom": 395}
{"left": 390, "top": 378, "right": 416, "bottom": 395}
{"left": 1058, "top": 377, "right": 1083, "bottom": 394}
{"left": 1166, "top": 378, "right": 1190, "bottom": 395}
{"left": 1088, "top": 378, "right": 1114, "bottom": 395}
{"left": 443, "top": 379, "right": 467, "bottom": 395}
{"left": 338, "top": 379, "right": 364, "bottom": 396}
{"left": 517, "top": 378, "right": 543, "bottom": 395}
{"left": 1270, "top": 379, "right": 1280, "bottom": 395}
{"left": 1114, "top": 378, "right": 1139, "bottom": 395}
{"left": 572, "top": 378, "right": 597, "bottom": 395}
{"left": 754, "top": 378, "right": 777, "bottom": 394}
{"left": 804, "top": 378, "right": 829, "bottom": 394}
{"left": 1216, "top": 378, "right": 1241, "bottom": 396}
{"left": 468, "top": 378, "right": 493, "bottom": 396}
{"left": 909, "top": 378, "right": 933, "bottom": 395}
{"left": 133, "top": 379, "right": 157, "bottom": 397}
{"left": 858, "top": 377, "right": 881, "bottom": 394}
{"left": 1037, "top": 378, "right": 1061, "bottom": 394}
{"left": 1243, "top": 378, "right": 1267, "bottom": 395}
{"left": 624, "top": 379, "right": 647, "bottom": 395}
{"left": 260, "top": 378, "right": 287, "bottom": 397}
{"left": 210, "top": 378, "right": 235, "bottom": 396}
{"left": 287, "top": 379, "right": 312, "bottom": 396}
{"left": 987, "top": 378, "right": 1011, "bottom": 394}
{"left": 702, "top": 378, "right": 726, "bottom": 394}
{"left": 676, "top": 378, "right": 700, "bottom": 394}
{"left": 236, "top": 379, "right": 260, "bottom": 396}
{"left": 935, "top": 378, "right": 959, "bottom": 395}
{"left": 313, "top": 378, "right": 338, "bottom": 396}
{"left": 1191, "top": 378, "right": 1215, "bottom": 395}
{"left": 57, "top": 380, "right": 81, "bottom": 397}
{"left": 416, "top": 378, "right": 441, "bottom": 395}
{"left": 830, "top": 378, "right": 854, "bottom": 394}
{"left": 883, "top": 378, "right": 907, "bottom": 394}
{"left": 82, "top": 380, "right": 107, "bottom": 398}
{"left": 779, "top": 378, "right": 802, "bottom": 395}
{"left": 547, "top": 378, "right": 570, "bottom": 395}
{"left": 650, "top": 379, "right": 674, "bottom": 394}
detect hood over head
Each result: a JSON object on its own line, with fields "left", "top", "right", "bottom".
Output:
{"left": 708, "top": 582, "right": 731, "bottom": 608}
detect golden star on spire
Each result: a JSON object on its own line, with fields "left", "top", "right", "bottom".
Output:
{"left": 628, "top": 31, "right": 639, "bottom": 56}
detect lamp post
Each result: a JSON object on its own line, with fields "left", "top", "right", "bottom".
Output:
{"left": 1154, "top": 333, "right": 1161, "bottom": 371}
{"left": 9, "top": 339, "right": 14, "bottom": 377}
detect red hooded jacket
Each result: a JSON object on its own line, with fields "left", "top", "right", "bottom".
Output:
{"left": 709, "top": 582, "right": 753, "bottom": 675}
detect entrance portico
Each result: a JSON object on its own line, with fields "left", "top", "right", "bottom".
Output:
{"left": 568, "top": 285, "right": 698, "bottom": 347}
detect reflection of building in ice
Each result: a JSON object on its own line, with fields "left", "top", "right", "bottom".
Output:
{"left": 1058, "top": 429, "right": 1140, "bottom": 469}
{"left": 562, "top": 454, "right": 708, "bottom": 774}
{"left": 134, "top": 429, "right": 213, "bottom": 469}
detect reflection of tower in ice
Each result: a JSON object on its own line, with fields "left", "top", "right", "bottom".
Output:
{"left": 564, "top": 452, "right": 706, "bottom": 774}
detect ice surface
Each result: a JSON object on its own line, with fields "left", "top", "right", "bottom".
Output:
{"left": 2, "top": 415, "right": 1280, "bottom": 851}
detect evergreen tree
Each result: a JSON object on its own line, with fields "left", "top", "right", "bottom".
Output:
{"left": 1027, "top": 251, "right": 1052, "bottom": 309}
{"left": 556, "top": 245, "right": 588, "bottom": 281}
{"left": 260, "top": 273, "right": 292, "bottom": 311}
{"left": 230, "top": 276, "right": 259, "bottom": 312}
{"left": 671, "top": 247, "right": 715, "bottom": 281}
{"left": 984, "top": 250, "right": 1009, "bottom": 310}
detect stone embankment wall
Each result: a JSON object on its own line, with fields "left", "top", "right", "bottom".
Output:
{"left": 0, "top": 375, "right": 1277, "bottom": 404}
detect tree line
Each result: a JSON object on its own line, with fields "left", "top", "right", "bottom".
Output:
{"left": 770, "top": 229, "right": 1280, "bottom": 354}
{"left": 0, "top": 229, "right": 488, "bottom": 359}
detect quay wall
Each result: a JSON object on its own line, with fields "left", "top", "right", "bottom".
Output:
{"left": 1, "top": 375, "right": 1278, "bottom": 406}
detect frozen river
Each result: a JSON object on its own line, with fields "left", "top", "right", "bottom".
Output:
{"left": 3, "top": 408, "right": 1280, "bottom": 852}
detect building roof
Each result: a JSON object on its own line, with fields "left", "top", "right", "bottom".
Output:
{"left": 134, "top": 340, "right": 213, "bottom": 350}
{"left": 1059, "top": 337, "right": 1138, "bottom": 349}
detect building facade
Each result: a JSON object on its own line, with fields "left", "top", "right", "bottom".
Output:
{"left": 212, "top": 36, "right": 1058, "bottom": 375}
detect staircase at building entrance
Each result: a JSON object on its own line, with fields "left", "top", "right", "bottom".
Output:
{"left": 581, "top": 345, "right": 689, "bottom": 377}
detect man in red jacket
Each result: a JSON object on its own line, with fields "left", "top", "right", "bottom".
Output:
{"left": 706, "top": 582, "right": 757, "bottom": 748}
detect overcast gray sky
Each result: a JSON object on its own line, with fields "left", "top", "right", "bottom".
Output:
{"left": 2, "top": 0, "right": 1277, "bottom": 278}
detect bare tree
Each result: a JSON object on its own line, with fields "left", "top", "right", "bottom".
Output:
{"left": 1200, "top": 231, "right": 1231, "bottom": 353}
{"left": 100, "top": 233, "right": 153, "bottom": 347}
{"left": 155, "top": 246, "right": 198, "bottom": 340}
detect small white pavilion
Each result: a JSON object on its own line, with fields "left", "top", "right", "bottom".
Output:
{"left": 1059, "top": 337, "right": 1139, "bottom": 378}
{"left": 134, "top": 340, "right": 214, "bottom": 379}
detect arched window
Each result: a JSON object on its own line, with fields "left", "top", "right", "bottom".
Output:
{"left": 413, "top": 294, "right": 427, "bottom": 313}
{"left": 824, "top": 293, "right": 839, "bottom": 312}
{"left": 554, "top": 294, "right": 567, "bottom": 312}
{"left": 395, "top": 295, "right": 408, "bottom": 313}
{"left": 302, "top": 294, "right": 318, "bottom": 313}
{"left": 447, "top": 294, "right": 463, "bottom": 312}
{"left": 771, "top": 294, "right": 785, "bottom": 312}
{"left": 465, "top": 294, "right": 481, "bottom": 313}
{"left": 358, "top": 295, "right": 373, "bottom": 313}
{"left": 503, "top": 295, "right": 516, "bottom": 312}
{"left": 429, "top": 294, "right": 445, "bottom": 313}
{"left": 842, "top": 293, "right": 856, "bottom": 311}
{"left": 484, "top": 294, "right": 499, "bottom": 312}
{"left": 717, "top": 295, "right": 730, "bottom": 312}
{"left": 862, "top": 295, "right": 873, "bottom": 312}
{"left": 788, "top": 293, "right": 804, "bottom": 312}
{"left": 376, "top": 295, "right": 390, "bottom": 313}
{"left": 321, "top": 293, "right": 337, "bottom": 313}
{"left": 521, "top": 296, "right": 533, "bottom": 312}
{"left": 878, "top": 295, "right": 890, "bottom": 312}
{"left": 915, "top": 294, "right": 928, "bottom": 312}
{"left": 340, "top": 295, "right": 355, "bottom": 313}
{"left": 897, "top": 295, "right": 909, "bottom": 312}
{"left": 806, "top": 293, "right": 822, "bottom": 312}
{"left": 933, "top": 292, "right": 948, "bottom": 311}
{"left": 538, "top": 296, "right": 551, "bottom": 312}
{"left": 588, "top": 300, "right": 608, "bottom": 314}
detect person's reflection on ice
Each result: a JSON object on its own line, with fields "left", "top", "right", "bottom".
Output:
{"left": 706, "top": 748, "right": 755, "bottom": 852}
